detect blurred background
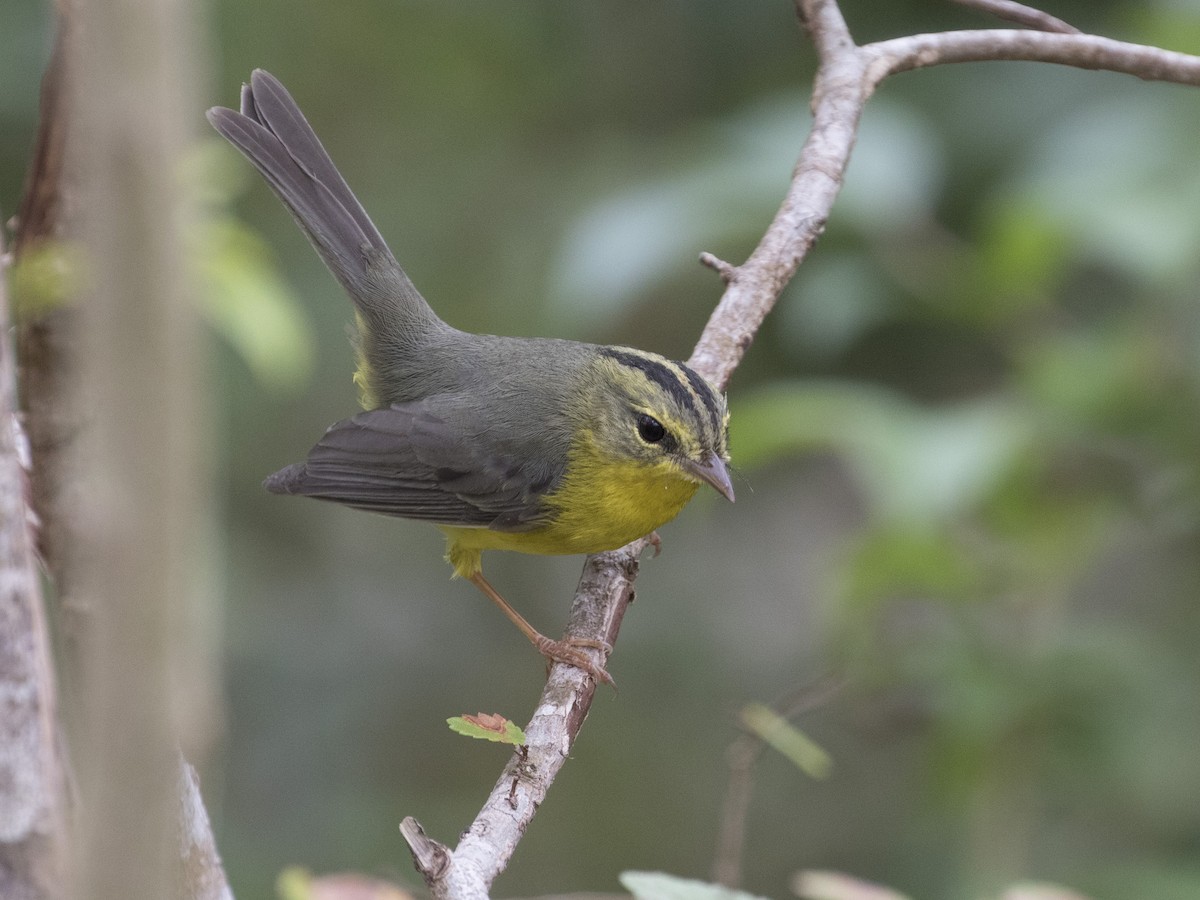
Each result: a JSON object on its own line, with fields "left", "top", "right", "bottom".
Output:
{"left": 5, "top": 1, "right": 1200, "bottom": 898}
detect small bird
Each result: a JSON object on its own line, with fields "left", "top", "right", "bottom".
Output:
{"left": 208, "top": 70, "right": 733, "bottom": 683}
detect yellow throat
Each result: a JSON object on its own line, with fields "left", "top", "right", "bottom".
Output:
{"left": 442, "top": 428, "right": 700, "bottom": 578}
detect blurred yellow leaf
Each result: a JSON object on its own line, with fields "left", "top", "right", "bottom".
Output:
{"left": 793, "top": 870, "right": 910, "bottom": 900}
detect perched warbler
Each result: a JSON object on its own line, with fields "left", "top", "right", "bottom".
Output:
{"left": 208, "top": 70, "right": 733, "bottom": 683}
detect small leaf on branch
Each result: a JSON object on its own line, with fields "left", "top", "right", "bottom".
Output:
{"left": 447, "top": 713, "right": 527, "bottom": 745}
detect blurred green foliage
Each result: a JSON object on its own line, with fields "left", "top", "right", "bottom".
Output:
{"left": 5, "top": 1, "right": 1200, "bottom": 899}
{"left": 9, "top": 239, "right": 83, "bottom": 316}
{"left": 188, "top": 140, "right": 318, "bottom": 393}
{"left": 741, "top": 702, "right": 833, "bottom": 780}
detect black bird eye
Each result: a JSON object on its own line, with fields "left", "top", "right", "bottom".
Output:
{"left": 636, "top": 414, "right": 666, "bottom": 444}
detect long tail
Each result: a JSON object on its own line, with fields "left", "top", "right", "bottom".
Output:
{"left": 207, "top": 70, "right": 444, "bottom": 401}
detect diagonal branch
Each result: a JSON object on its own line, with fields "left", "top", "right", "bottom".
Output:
{"left": 400, "top": 1, "right": 1200, "bottom": 896}
{"left": 690, "top": 0, "right": 862, "bottom": 391}
{"left": 402, "top": 548, "right": 641, "bottom": 896}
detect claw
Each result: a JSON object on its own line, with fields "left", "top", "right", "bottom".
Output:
{"left": 535, "top": 635, "right": 615, "bottom": 687}
{"left": 646, "top": 531, "right": 663, "bottom": 558}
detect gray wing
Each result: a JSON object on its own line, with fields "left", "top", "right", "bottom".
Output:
{"left": 264, "top": 399, "right": 559, "bottom": 531}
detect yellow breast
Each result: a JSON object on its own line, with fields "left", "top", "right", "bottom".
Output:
{"left": 442, "top": 435, "right": 699, "bottom": 578}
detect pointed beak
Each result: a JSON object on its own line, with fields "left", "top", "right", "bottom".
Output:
{"left": 684, "top": 452, "right": 735, "bottom": 502}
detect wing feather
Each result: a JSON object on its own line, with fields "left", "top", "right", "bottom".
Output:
{"left": 264, "top": 400, "right": 555, "bottom": 531}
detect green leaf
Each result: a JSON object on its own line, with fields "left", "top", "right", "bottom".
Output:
{"left": 739, "top": 703, "right": 832, "bottom": 779}
{"left": 447, "top": 713, "right": 527, "bottom": 745}
{"left": 194, "top": 217, "right": 316, "bottom": 392}
{"left": 620, "top": 871, "right": 773, "bottom": 900}
{"left": 275, "top": 867, "right": 313, "bottom": 900}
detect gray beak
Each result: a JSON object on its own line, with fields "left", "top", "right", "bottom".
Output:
{"left": 684, "top": 452, "right": 735, "bottom": 503}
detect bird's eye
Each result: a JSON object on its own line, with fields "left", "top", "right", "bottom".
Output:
{"left": 636, "top": 414, "right": 666, "bottom": 444}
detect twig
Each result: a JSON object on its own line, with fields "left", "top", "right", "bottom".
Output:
{"left": 699, "top": 251, "right": 738, "bottom": 285}
{"left": 401, "top": 818, "right": 451, "bottom": 884}
{"left": 401, "top": 1, "right": 1200, "bottom": 895}
{"left": 711, "top": 678, "right": 844, "bottom": 889}
{"left": 950, "top": 0, "right": 1080, "bottom": 34}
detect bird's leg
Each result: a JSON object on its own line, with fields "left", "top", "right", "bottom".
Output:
{"left": 467, "top": 572, "right": 614, "bottom": 686}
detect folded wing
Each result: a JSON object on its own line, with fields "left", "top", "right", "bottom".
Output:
{"left": 265, "top": 400, "right": 557, "bottom": 532}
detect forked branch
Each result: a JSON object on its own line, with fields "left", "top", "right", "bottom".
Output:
{"left": 401, "top": 2, "right": 1200, "bottom": 895}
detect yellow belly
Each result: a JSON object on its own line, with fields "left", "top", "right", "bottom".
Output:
{"left": 442, "top": 454, "right": 699, "bottom": 578}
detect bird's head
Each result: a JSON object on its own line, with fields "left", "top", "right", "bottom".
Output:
{"left": 587, "top": 346, "right": 734, "bottom": 502}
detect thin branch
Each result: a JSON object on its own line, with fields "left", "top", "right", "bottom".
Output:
{"left": 13, "top": 12, "right": 71, "bottom": 259}
{"left": 711, "top": 678, "right": 844, "bottom": 889}
{"left": 863, "top": 29, "right": 1200, "bottom": 86}
{"left": 950, "top": 0, "right": 1080, "bottom": 35}
{"left": 13, "top": 10, "right": 80, "bottom": 596}
{"left": 796, "top": 0, "right": 856, "bottom": 71}
{"left": 404, "top": 547, "right": 642, "bottom": 895}
{"left": 401, "top": 1, "right": 1200, "bottom": 895}
{"left": 690, "top": 0, "right": 864, "bottom": 391}
{"left": 698, "top": 251, "right": 737, "bottom": 285}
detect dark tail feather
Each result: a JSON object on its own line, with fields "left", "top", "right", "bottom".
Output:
{"left": 207, "top": 70, "right": 434, "bottom": 326}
